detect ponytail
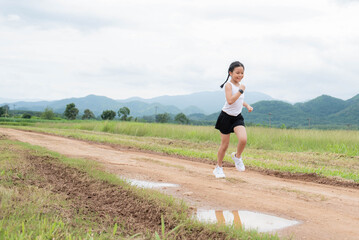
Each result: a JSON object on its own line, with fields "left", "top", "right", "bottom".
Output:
{"left": 220, "top": 61, "right": 245, "bottom": 88}
{"left": 220, "top": 74, "right": 230, "bottom": 88}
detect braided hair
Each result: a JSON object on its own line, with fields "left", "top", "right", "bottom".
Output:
{"left": 220, "top": 61, "right": 245, "bottom": 88}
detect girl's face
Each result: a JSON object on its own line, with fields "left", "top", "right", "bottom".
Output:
{"left": 230, "top": 66, "right": 244, "bottom": 83}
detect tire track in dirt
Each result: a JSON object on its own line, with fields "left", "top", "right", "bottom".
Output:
{"left": 2, "top": 128, "right": 359, "bottom": 240}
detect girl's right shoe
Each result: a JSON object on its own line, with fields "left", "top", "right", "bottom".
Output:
{"left": 231, "top": 152, "right": 245, "bottom": 171}
{"left": 213, "top": 165, "right": 226, "bottom": 178}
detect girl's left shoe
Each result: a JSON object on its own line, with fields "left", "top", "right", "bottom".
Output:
{"left": 213, "top": 165, "right": 226, "bottom": 178}
{"left": 231, "top": 152, "right": 245, "bottom": 171}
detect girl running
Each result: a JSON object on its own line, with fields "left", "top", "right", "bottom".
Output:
{"left": 213, "top": 61, "right": 253, "bottom": 178}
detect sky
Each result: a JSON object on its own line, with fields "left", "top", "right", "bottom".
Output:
{"left": 1, "top": 0, "right": 359, "bottom": 103}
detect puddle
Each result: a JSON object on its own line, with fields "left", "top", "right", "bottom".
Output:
{"left": 122, "top": 178, "right": 180, "bottom": 189}
{"left": 196, "top": 209, "right": 299, "bottom": 232}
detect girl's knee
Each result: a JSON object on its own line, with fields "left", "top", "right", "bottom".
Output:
{"left": 239, "top": 137, "right": 247, "bottom": 145}
{"left": 221, "top": 142, "right": 229, "bottom": 150}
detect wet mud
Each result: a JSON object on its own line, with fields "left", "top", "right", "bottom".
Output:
{"left": 16, "top": 150, "right": 230, "bottom": 239}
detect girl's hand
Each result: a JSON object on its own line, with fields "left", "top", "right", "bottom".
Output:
{"left": 239, "top": 84, "right": 246, "bottom": 91}
{"left": 247, "top": 105, "right": 253, "bottom": 112}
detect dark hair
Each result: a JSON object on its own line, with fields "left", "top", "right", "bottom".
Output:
{"left": 220, "top": 61, "right": 245, "bottom": 88}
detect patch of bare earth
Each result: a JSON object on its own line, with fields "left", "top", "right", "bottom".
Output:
{"left": 253, "top": 168, "right": 359, "bottom": 188}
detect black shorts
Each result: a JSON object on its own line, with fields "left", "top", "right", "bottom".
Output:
{"left": 215, "top": 111, "right": 245, "bottom": 134}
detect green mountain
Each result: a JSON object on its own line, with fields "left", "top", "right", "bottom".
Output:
{"left": 331, "top": 102, "right": 359, "bottom": 125}
{"left": 205, "top": 94, "right": 359, "bottom": 128}
{"left": 294, "top": 95, "right": 346, "bottom": 116}
{"left": 346, "top": 94, "right": 359, "bottom": 105}
{"left": 242, "top": 101, "right": 311, "bottom": 127}
{"left": 118, "top": 91, "right": 273, "bottom": 115}
{"left": 7, "top": 91, "right": 272, "bottom": 117}
{"left": 8, "top": 95, "right": 184, "bottom": 117}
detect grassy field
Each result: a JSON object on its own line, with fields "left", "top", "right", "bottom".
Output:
{"left": 18, "top": 120, "right": 359, "bottom": 156}
{"left": 0, "top": 137, "right": 278, "bottom": 239}
{"left": 1, "top": 119, "right": 358, "bottom": 183}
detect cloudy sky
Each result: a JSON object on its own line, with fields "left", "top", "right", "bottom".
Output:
{"left": 1, "top": 0, "right": 358, "bottom": 103}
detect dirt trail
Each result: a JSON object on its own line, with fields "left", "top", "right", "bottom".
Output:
{"left": 1, "top": 128, "right": 358, "bottom": 240}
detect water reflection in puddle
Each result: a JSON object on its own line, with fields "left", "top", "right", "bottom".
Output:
{"left": 196, "top": 209, "right": 299, "bottom": 232}
{"left": 123, "top": 178, "right": 180, "bottom": 189}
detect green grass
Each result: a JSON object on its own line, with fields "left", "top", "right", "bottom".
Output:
{"left": 21, "top": 120, "right": 359, "bottom": 156}
{"left": 0, "top": 138, "right": 278, "bottom": 240}
{"left": 2, "top": 119, "right": 358, "bottom": 156}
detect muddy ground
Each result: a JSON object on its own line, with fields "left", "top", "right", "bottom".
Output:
{"left": 1, "top": 128, "right": 359, "bottom": 240}
{"left": 12, "top": 148, "right": 227, "bottom": 239}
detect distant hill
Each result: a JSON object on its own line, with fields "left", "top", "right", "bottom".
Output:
{"left": 6, "top": 95, "right": 120, "bottom": 116}
{"left": 346, "top": 94, "right": 359, "bottom": 105}
{"left": 294, "top": 95, "right": 346, "bottom": 116}
{"left": 7, "top": 95, "right": 186, "bottom": 117}
{"left": 331, "top": 101, "right": 359, "bottom": 125}
{"left": 216, "top": 94, "right": 358, "bottom": 128}
{"left": 118, "top": 91, "right": 273, "bottom": 115}
{"left": 4, "top": 91, "right": 273, "bottom": 117}
{"left": 242, "top": 100, "right": 311, "bottom": 127}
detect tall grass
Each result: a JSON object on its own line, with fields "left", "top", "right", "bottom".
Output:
{"left": 246, "top": 127, "right": 359, "bottom": 156}
{"left": 28, "top": 121, "right": 359, "bottom": 156}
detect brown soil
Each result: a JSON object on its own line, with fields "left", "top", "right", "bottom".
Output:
{"left": 2, "top": 128, "right": 359, "bottom": 240}
{"left": 4, "top": 138, "right": 228, "bottom": 239}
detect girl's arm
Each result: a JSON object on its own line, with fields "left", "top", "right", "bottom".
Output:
{"left": 225, "top": 83, "right": 245, "bottom": 105}
{"left": 243, "top": 101, "right": 253, "bottom": 112}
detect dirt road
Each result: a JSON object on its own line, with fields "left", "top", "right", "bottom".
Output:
{"left": 1, "top": 128, "right": 358, "bottom": 240}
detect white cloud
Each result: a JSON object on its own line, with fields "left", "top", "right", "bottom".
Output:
{"left": 6, "top": 14, "right": 21, "bottom": 21}
{"left": 0, "top": 0, "right": 358, "bottom": 102}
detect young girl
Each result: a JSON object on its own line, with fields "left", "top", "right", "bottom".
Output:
{"left": 213, "top": 61, "right": 253, "bottom": 178}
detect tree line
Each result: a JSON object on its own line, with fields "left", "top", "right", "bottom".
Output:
{"left": 0, "top": 103, "right": 190, "bottom": 124}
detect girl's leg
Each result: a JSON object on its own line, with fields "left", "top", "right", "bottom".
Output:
{"left": 217, "top": 133, "right": 230, "bottom": 167}
{"left": 233, "top": 126, "right": 247, "bottom": 158}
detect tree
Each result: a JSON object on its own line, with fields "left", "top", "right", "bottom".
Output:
{"left": 0, "top": 107, "right": 4, "bottom": 117}
{"left": 175, "top": 113, "right": 189, "bottom": 124}
{"left": 0, "top": 105, "right": 9, "bottom": 117}
{"left": 64, "top": 103, "right": 79, "bottom": 120}
{"left": 41, "top": 107, "right": 55, "bottom": 120}
{"left": 101, "top": 110, "right": 116, "bottom": 120}
{"left": 156, "top": 113, "right": 170, "bottom": 123}
{"left": 22, "top": 113, "right": 32, "bottom": 119}
{"left": 118, "top": 107, "right": 130, "bottom": 121}
{"left": 82, "top": 109, "right": 95, "bottom": 120}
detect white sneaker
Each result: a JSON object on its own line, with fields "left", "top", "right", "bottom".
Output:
{"left": 213, "top": 165, "right": 226, "bottom": 178}
{"left": 231, "top": 152, "right": 245, "bottom": 172}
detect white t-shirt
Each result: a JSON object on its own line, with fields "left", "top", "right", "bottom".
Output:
{"left": 222, "top": 81, "right": 244, "bottom": 116}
